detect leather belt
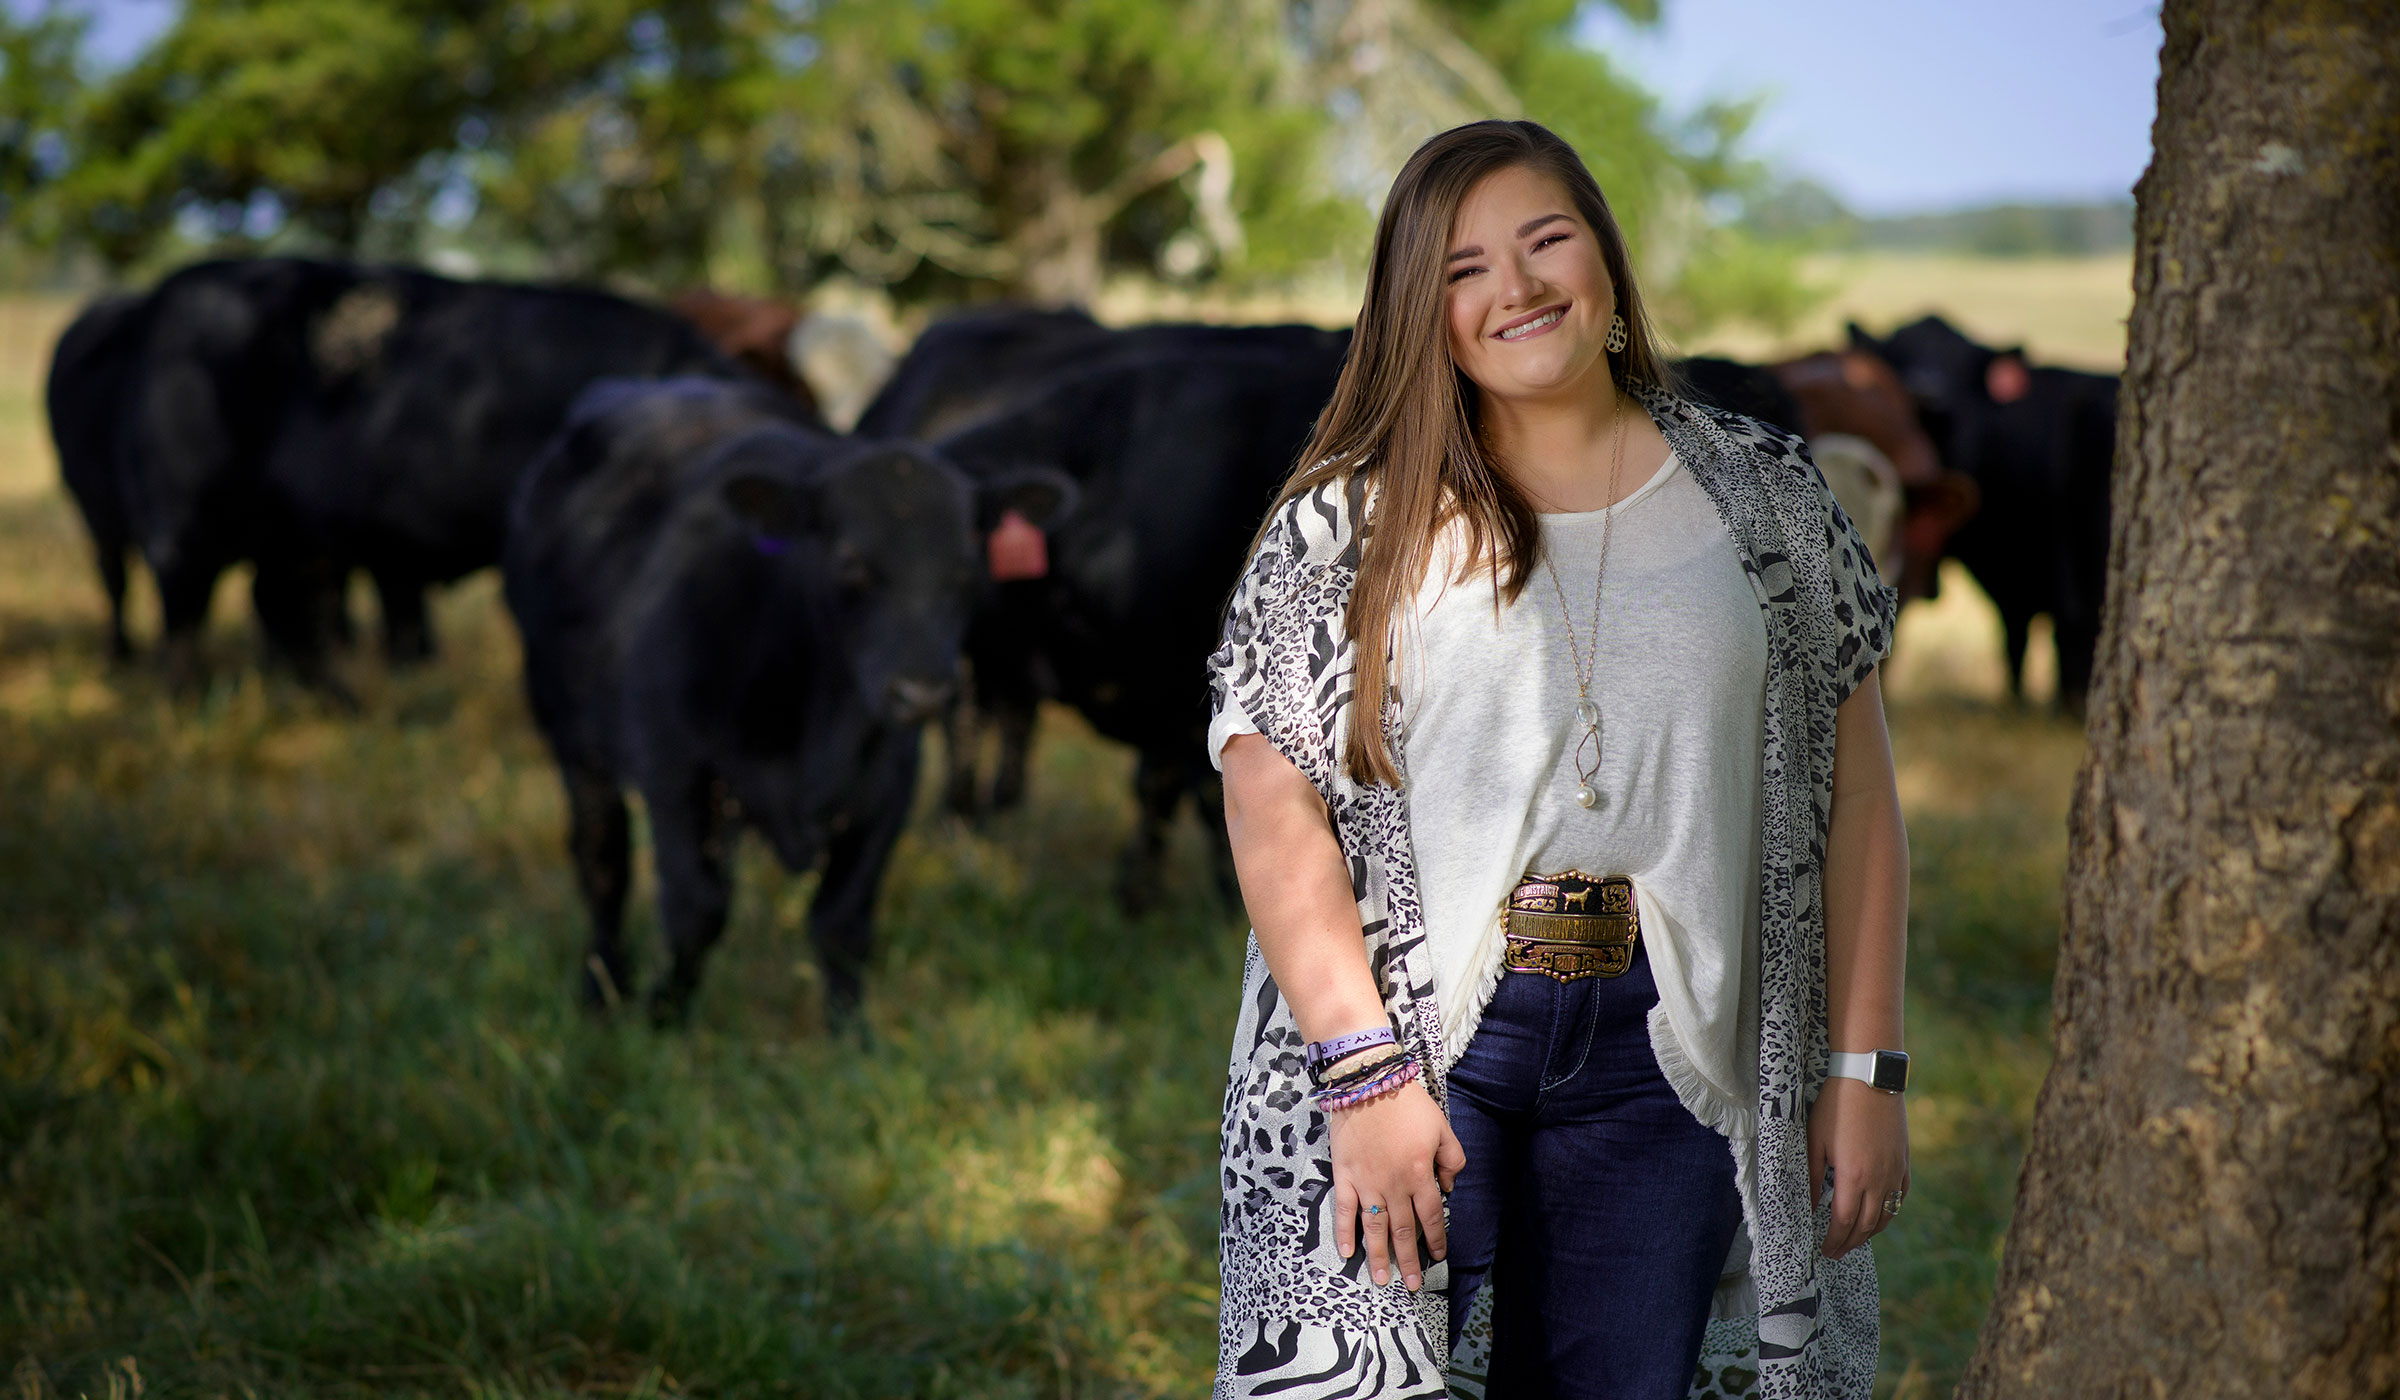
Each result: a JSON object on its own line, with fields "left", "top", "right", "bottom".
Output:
{"left": 1503, "top": 872, "right": 1639, "bottom": 982}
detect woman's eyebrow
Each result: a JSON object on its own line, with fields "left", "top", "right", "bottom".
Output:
{"left": 1447, "top": 212, "right": 1572, "bottom": 262}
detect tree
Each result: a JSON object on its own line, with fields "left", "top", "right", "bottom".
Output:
{"left": 0, "top": 1, "right": 86, "bottom": 241}
{"left": 1957, "top": 5, "right": 2399, "bottom": 1397}
{"left": 27, "top": 0, "right": 1811, "bottom": 325}
{"left": 52, "top": 0, "right": 696, "bottom": 268}
{"left": 754, "top": 0, "right": 1332, "bottom": 304}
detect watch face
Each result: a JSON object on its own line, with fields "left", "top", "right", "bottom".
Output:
{"left": 1872, "top": 1051, "right": 1910, "bottom": 1094}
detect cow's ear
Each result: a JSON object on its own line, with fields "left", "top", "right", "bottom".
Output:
{"left": 1845, "top": 320, "right": 1883, "bottom": 354}
{"left": 976, "top": 466, "right": 1079, "bottom": 532}
{"left": 723, "top": 473, "right": 810, "bottom": 542}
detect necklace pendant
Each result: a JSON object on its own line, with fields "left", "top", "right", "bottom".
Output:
{"left": 1576, "top": 697, "right": 1599, "bottom": 727}
{"left": 1574, "top": 783, "right": 1598, "bottom": 809}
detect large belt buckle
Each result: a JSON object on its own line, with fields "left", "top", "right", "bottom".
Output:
{"left": 1504, "top": 872, "right": 1638, "bottom": 982}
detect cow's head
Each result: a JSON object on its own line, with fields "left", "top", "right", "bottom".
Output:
{"left": 714, "top": 431, "right": 1073, "bottom": 726}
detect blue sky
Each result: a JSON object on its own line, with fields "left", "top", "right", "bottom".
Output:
{"left": 57, "top": 0, "right": 2164, "bottom": 217}
{"left": 1580, "top": 0, "right": 2165, "bottom": 214}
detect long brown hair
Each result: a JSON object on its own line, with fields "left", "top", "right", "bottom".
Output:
{"left": 1266, "top": 119, "right": 1673, "bottom": 787}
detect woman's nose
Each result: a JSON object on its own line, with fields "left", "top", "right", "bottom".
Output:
{"left": 1493, "top": 256, "right": 1540, "bottom": 308}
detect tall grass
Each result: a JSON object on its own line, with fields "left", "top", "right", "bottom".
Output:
{"left": 0, "top": 294, "right": 2084, "bottom": 1398}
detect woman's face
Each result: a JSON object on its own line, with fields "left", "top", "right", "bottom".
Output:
{"left": 1442, "top": 164, "right": 1617, "bottom": 404}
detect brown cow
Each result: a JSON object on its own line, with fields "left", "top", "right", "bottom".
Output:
{"left": 1771, "top": 348, "right": 1980, "bottom": 604}
{"left": 667, "top": 290, "right": 821, "bottom": 420}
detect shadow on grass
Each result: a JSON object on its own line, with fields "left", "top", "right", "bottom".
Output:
{"left": 1, "top": 631, "right": 1235, "bottom": 1397}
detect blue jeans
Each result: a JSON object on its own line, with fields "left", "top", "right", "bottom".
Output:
{"left": 1444, "top": 945, "right": 1742, "bottom": 1399}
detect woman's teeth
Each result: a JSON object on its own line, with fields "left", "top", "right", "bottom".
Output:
{"left": 1498, "top": 308, "right": 1564, "bottom": 340}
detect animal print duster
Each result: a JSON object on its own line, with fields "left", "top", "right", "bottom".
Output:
{"left": 1206, "top": 387, "right": 1899, "bottom": 1399}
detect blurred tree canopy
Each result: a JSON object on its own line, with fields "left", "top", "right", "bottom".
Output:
{"left": 3, "top": 0, "right": 1813, "bottom": 331}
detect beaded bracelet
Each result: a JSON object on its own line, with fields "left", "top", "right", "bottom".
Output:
{"left": 1304, "top": 1025, "right": 1396, "bottom": 1082}
{"left": 1318, "top": 1059, "right": 1423, "bottom": 1112}
{"left": 1316, "top": 1050, "right": 1413, "bottom": 1094}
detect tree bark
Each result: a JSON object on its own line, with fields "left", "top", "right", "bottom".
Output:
{"left": 1957, "top": 5, "right": 2400, "bottom": 1399}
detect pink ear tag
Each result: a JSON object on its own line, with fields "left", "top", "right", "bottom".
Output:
{"left": 987, "top": 509, "right": 1049, "bottom": 581}
{"left": 1987, "top": 356, "right": 2032, "bottom": 404}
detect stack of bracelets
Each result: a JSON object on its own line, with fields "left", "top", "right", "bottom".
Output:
{"left": 1302, "top": 1025, "right": 1423, "bottom": 1111}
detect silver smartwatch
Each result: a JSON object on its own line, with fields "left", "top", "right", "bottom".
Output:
{"left": 1828, "top": 1049, "right": 1910, "bottom": 1095}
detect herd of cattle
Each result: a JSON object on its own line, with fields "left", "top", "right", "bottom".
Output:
{"left": 42, "top": 256, "right": 2118, "bottom": 1022}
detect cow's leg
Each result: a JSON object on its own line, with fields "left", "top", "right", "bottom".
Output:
{"left": 1999, "top": 608, "right": 2033, "bottom": 704}
{"left": 564, "top": 766, "right": 635, "bottom": 1011}
{"left": 1114, "top": 749, "right": 1184, "bottom": 917}
{"left": 989, "top": 696, "right": 1039, "bottom": 813}
{"left": 810, "top": 739, "right": 919, "bottom": 1032}
{"left": 2055, "top": 611, "right": 2100, "bottom": 716}
{"left": 154, "top": 558, "right": 221, "bottom": 695}
{"left": 645, "top": 769, "right": 738, "bottom": 1026}
{"left": 939, "top": 686, "right": 983, "bottom": 818}
{"left": 92, "top": 538, "right": 132, "bottom": 662}
{"left": 251, "top": 557, "right": 355, "bottom": 706}
{"left": 373, "top": 568, "right": 437, "bottom": 666}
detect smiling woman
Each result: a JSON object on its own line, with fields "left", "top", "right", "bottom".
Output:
{"left": 1205, "top": 121, "right": 1909, "bottom": 1399}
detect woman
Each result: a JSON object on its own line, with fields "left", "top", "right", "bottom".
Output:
{"left": 1206, "top": 121, "right": 1910, "bottom": 1399}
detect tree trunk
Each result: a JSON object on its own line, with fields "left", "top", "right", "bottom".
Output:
{"left": 1954, "top": 5, "right": 2400, "bottom": 1398}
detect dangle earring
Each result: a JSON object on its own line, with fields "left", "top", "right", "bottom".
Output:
{"left": 1604, "top": 313, "right": 1628, "bottom": 354}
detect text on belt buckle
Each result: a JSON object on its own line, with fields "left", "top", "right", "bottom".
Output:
{"left": 1504, "top": 872, "right": 1638, "bottom": 982}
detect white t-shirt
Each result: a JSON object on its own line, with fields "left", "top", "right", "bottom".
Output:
{"left": 1394, "top": 452, "right": 1768, "bottom": 1138}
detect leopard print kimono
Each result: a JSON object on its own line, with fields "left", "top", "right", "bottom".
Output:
{"left": 1206, "top": 388, "right": 1899, "bottom": 1399}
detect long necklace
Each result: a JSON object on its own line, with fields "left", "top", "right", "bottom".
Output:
{"left": 1540, "top": 393, "right": 1629, "bottom": 811}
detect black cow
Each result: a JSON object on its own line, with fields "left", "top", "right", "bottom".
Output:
{"left": 858, "top": 303, "right": 1350, "bottom": 441}
{"left": 44, "top": 257, "right": 754, "bottom": 688}
{"left": 44, "top": 293, "right": 149, "bottom": 660}
{"left": 504, "top": 377, "right": 1070, "bottom": 1023}
{"left": 935, "top": 341, "right": 1348, "bottom": 910}
{"left": 1852, "top": 315, "right": 2118, "bottom": 705}
{"left": 1674, "top": 355, "right": 1806, "bottom": 437}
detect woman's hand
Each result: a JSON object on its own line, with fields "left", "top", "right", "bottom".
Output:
{"left": 1329, "top": 1076, "right": 1466, "bottom": 1291}
{"left": 1808, "top": 1077, "right": 1910, "bottom": 1259}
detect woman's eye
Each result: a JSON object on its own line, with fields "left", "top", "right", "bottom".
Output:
{"left": 1448, "top": 265, "right": 1482, "bottom": 283}
{"left": 1534, "top": 232, "right": 1570, "bottom": 251}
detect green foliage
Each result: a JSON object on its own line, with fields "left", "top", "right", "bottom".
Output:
{"left": 0, "top": 2, "right": 88, "bottom": 240}
{"left": 55, "top": 0, "right": 727, "bottom": 273}
{"left": 10, "top": 0, "right": 1816, "bottom": 323}
{"left": 760, "top": 0, "right": 1345, "bottom": 300}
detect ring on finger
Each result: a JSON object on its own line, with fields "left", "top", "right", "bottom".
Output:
{"left": 1364, "top": 1203, "right": 1385, "bottom": 1217}
{"left": 1880, "top": 1190, "right": 1904, "bottom": 1217}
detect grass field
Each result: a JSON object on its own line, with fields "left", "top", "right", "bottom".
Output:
{"left": 0, "top": 267, "right": 2095, "bottom": 1398}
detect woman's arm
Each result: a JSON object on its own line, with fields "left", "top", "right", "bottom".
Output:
{"left": 1811, "top": 667, "right": 1911, "bottom": 1259}
{"left": 1221, "top": 731, "right": 1465, "bottom": 1292}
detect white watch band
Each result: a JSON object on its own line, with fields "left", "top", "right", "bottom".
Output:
{"left": 1829, "top": 1050, "right": 1908, "bottom": 1093}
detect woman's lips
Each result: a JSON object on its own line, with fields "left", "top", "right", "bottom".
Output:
{"left": 1494, "top": 304, "right": 1569, "bottom": 341}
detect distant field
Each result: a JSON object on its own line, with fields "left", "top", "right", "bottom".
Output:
{"left": 0, "top": 271, "right": 2093, "bottom": 1395}
{"left": 0, "top": 295, "right": 76, "bottom": 500}
{"left": 1683, "top": 251, "right": 2135, "bottom": 374}
{"left": 1098, "top": 250, "right": 2137, "bottom": 376}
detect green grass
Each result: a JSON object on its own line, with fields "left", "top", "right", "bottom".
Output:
{"left": 0, "top": 469, "right": 2080, "bottom": 1399}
